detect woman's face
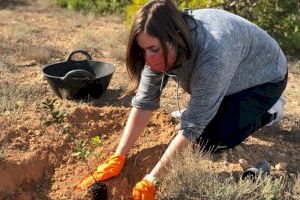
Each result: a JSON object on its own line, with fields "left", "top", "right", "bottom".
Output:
{"left": 136, "top": 32, "right": 176, "bottom": 72}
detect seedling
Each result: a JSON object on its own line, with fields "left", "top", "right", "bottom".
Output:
{"left": 72, "top": 140, "right": 91, "bottom": 160}
{"left": 72, "top": 135, "right": 107, "bottom": 200}
{"left": 42, "top": 98, "right": 66, "bottom": 126}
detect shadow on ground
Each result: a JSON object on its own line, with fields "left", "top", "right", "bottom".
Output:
{"left": 88, "top": 89, "right": 134, "bottom": 108}
{"left": 0, "top": 0, "right": 29, "bottom": 9}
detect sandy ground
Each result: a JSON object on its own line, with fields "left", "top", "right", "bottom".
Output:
{"left": 0, "top": 0, "right": 299, "bottom": 199}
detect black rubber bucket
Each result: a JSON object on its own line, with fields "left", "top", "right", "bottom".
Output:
{"left": 42, "top": 50, "right": 115, "bottom": 99}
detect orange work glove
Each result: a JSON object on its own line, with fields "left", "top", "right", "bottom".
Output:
{"left": 132, "top": 178, "right": 157, "bottom": 200}
{"left": 77, "top": 154, "right": 126, "bottom": 190}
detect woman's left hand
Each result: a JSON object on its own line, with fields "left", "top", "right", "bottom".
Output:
{"left": 132, "top": 179, "right": 157, "bottom": 200}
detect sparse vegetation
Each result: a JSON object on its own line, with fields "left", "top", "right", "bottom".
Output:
{"left": 22, "top": 45, "right": 53, "bottom": 64}
{"left": 292, "top": 174, "right": 300, "bottom": 199}
{"left": 157, "top": 146, "right": 287, "bottom": 200}
{"left": 42, "top": 98, "right": 66, "bottom": 126}
{"left": 8, "top": 22, "right": 40, "bottom": 42}
{"left": 223, "top": 0, "right": 300, "bottom": 54}
{"left": 0, "top": 81, "right": 45, "bottom": 112}
{"left": 54, "top": 0, "right": 131, "bottom": 14}
{"left": 72, "top": 135, "right": 102, "bottom": 161}
{"left": 0, "top": 56, "right": 19, "bottom": 73}
{"left": 72, "top": 27, "right": 128, "bottom": 61}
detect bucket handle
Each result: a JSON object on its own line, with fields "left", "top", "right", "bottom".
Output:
{"left": 62, "top": 69, "right": 96, "bottom": 82}
{"left": 66, "top": 50, "right": 92, "bottom": 62}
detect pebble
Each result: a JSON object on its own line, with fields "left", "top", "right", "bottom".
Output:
{"left": 278, "top": 152, "right": 286, "bottom": 158}
{"left": 16, "top": 101, "right": 25, "bottom": 107}
{"left": 61, "top": 175, "right": 67, "bottom": 181}
{"left": 266, "top": 151, "right": 273, "bottom": 156}
{"left": 102, "top": 134, "right": 107, "bottom": 139}
{"left": 234, "top": 145, "right": 245, "bottom": 153}
{"left": 18, "top": 60, "right": 37, "bottom": 67}
{"left": 34, "top": 130, "right": 41, "bottom": 136}
{"left": 275, "top": 162, "right": 288, "bottom": 171}
{"left": 238, "top": 159, "right": 249, "bottom": 170}
{"left": 52, "top": 184, "right": 59, "bottom": 190}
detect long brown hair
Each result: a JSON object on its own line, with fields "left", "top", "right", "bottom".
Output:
{"left": 126, "top": 0, "right": 193, "bottom": 91}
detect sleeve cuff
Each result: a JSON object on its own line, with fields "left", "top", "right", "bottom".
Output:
{"left": 131, "top": 96, "right": 160, "bottom": 111}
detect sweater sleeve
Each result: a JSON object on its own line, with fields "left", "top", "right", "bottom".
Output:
{"left": 178, "top": 57, "right": 237, "bottom": 141}
{"left": 131, "top": 66, "right": 164, "bottom": 111}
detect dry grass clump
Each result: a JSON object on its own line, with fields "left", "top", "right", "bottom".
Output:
{"left": 0, "top": 81, "right": 46, "bottom": 112}
{"left": 0, "top": 40, "right": 19, "bottom": 72}
{"left": 72, "top": 27, "right": 128, "bottom": 61}
{"left": 8, "top": 22, "right": 40, "bottom": 42}
{"left": 21, "top": 45, "right": 53, "bottom": 64}
{"left": 292, "top": 174, "right": 300, "bottom": 199}
{"left": 156, "top": 146, "right": 287, "bottom": 200}
{"left": 0, "top": 56, "right": 19, "bottom": 73}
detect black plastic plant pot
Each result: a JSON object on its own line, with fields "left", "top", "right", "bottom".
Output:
{"left": 89, "top": 181, "right": 107, "bottom": 200}
{"left": 42, "top": 50, "right": 115, "bottom": 100}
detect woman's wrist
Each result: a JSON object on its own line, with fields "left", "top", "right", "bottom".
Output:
{"left": 144, "top": 174, "right": 160, "bottom": 188}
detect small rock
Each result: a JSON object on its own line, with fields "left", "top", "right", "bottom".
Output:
{"left": 18, "top": 60, "right": 37, "bottom": 67}
{"left": 238, "top": 159, "right": 249, "bottom": 170}
{"left": 221, "top": 152, "right": 228, "bottom": 159}
{"left": 275, "top": 162, "right": 288, "bottom": 171}
{"left": 278, "top": 135, "right": 284, "bottom": 139}
{"left": 52, "top": 184, "right": 59, "bottom": 190}
{"left": 234, "top": 145, "right": 245, "bottom": 153}
{"left": 16, "top": 101, "right": 25, "bottom": 107}
{"left": 34, "top": 130, "right": 41, "bottom": 136}
{"left": 91, "top": 122, "right": 97, "bottom": 129}
{"left": 102, "top": 134, "right": 107, "bottom": 139}
{"left": 278, "top": 152, "right": 286, "bottom": 158}
{"left": 266, "top": 151, "right": 273, "bottom": 156}
{"left": 61, "top": 175, "right": 67, "bottom": 181}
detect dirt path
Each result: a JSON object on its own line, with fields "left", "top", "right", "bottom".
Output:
{"left": 0, "top": 0, "right": 299, "bottom": 199}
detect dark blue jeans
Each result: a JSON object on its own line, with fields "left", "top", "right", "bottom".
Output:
{"left": 197, "top": 73, "right": 288, "bottom": 151}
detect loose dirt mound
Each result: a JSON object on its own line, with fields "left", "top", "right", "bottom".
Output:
{"left": 0, "top": 105, "right": 177, "bottom": 199}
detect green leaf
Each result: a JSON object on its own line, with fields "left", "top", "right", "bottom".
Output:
{"left": 72, "top": 152, "right": 81, "bottom": 157}
{"left": 91, "top": 135, "right": 101, "bottom": 147}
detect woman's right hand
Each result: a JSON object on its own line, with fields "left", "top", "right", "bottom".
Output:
{"left": 76, "top": 154, "right": 126, "bottom": 190}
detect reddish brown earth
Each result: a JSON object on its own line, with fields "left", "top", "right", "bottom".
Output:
{"left": 0, "top": 0, "right": 299, "bottom": 199}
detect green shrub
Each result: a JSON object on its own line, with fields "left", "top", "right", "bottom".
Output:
{"left": 125, "top": 0, "right": 223, "bottom": 26}
{"left": 126, "top": 0, "right": 299, "bottom": 54}
{"left": 223, "top": 0, "right": 300, "bottom": 54}
{"left": 54, "top": 0, "right": 132, "bottom": 14}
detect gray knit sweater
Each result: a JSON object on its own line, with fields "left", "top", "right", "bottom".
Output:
{"left": 131, "top": 9, "right": 288, "bottom": 141}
